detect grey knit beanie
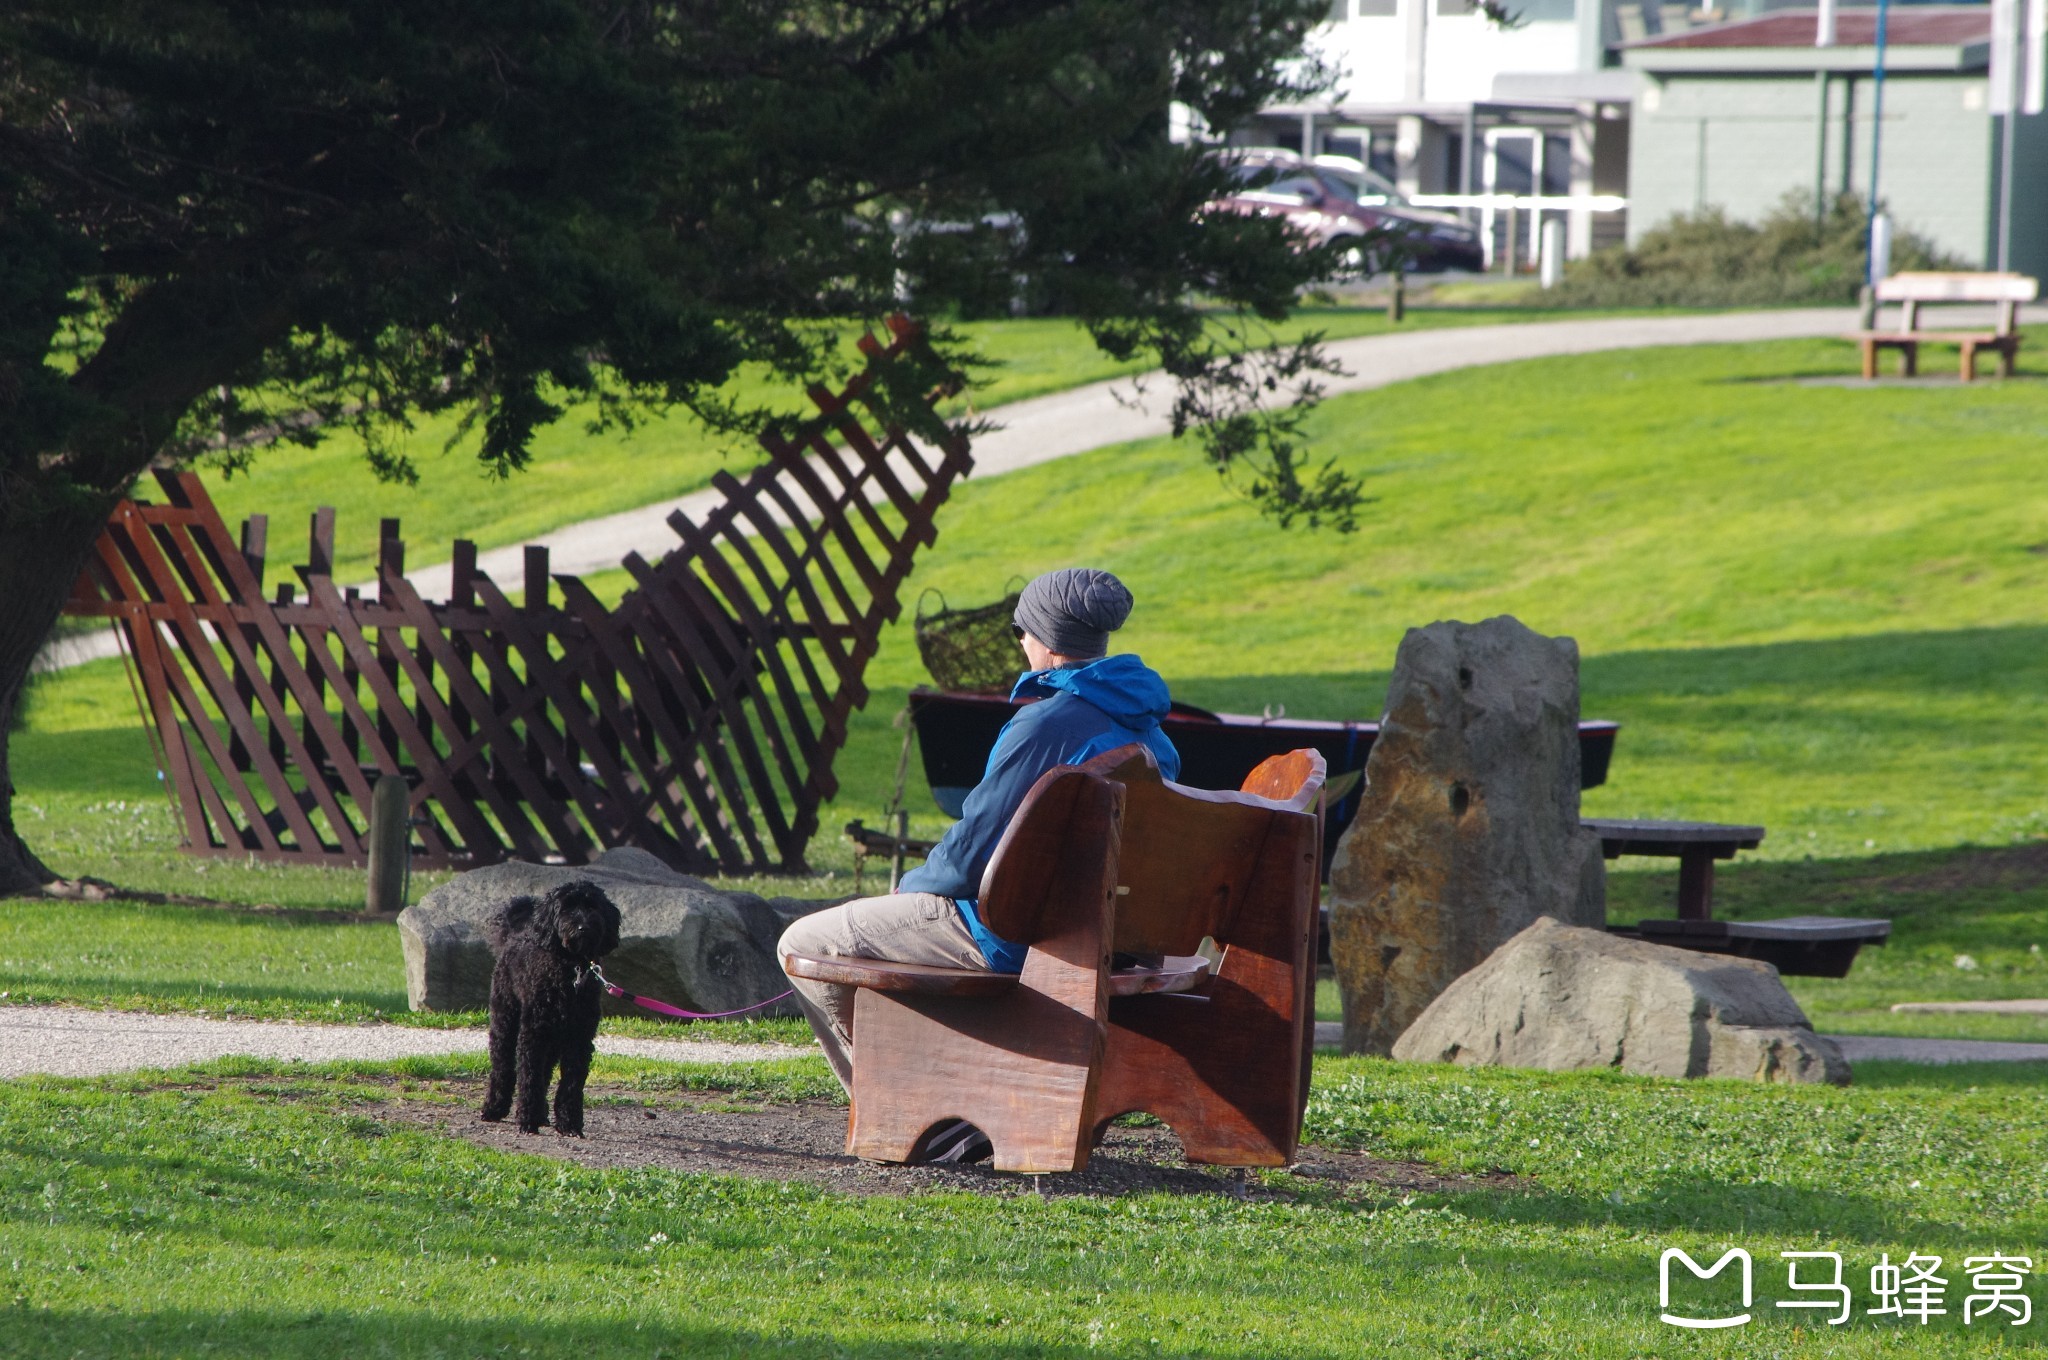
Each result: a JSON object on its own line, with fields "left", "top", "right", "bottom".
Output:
{"left": 1013, "top": 568, "right": 1134, "bottom": 659}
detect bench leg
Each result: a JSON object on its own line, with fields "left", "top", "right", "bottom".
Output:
{"left": 1859, "top": 338, "right": 1878, "bottom": 381}
{"left": 2002, "top": 338, "right": 2020, "bottom": 378}
{"left": 1960, "top": 340, "right": 1979, "bottom": 383}
{"left": 1900, "top": 342, "right": 1917, "bottom": 378}
{"left": 847, "top": 986, "right": 1104, "bottom": 1172}
{"left": 1093, "top": 821, "right": 1318, "bottom": 1168}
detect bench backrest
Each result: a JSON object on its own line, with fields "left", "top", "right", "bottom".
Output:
{"left": 1876, "top": 271, "right": 2036, "bottom": 337}
{"left": 974, "top": 764, "right": 1122, "bottom": 945}
{"left": 971, "top": 744, "right": 1326, "bottom": 955}
{"left": 1081, "top": 744, "right": 1325, "bottom": 956}
{"left": 1875, "top": 271, "right": 2038, "bottom": 304}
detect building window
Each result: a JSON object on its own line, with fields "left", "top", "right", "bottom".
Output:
{"left": 1328, "top": 0, "right": 1350, "bottom": 20}
{"left": 1356, "top": 0, "right": 1399, "bottom": 14}
{"left": 1544, "top": 134, "right": 1573, "bottom": 194}
{"left": 1437, "top": 0, "right": 1474, "bottom": 14}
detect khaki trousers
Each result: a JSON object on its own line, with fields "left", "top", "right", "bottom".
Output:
{"left": 777, "top": 892, "right": 988, "bottom": 1094}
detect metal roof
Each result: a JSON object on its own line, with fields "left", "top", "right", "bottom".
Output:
{"left": 1624, "top": 5, "right": 1990, "bottom": 49}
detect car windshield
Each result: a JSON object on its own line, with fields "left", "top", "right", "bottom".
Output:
{"left": 1312, "top": 158, "right": 1409, "bottom": 207}
{"left": 1265, "top": 175, "right": 1324, "bottom": 201}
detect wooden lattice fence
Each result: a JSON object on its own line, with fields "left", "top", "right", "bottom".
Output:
{"left": 64, "top": 319, "right": 971, "bottom": 873}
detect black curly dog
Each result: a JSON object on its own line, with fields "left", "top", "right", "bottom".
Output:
{"left": 480, "top": 881, "right": 622, "bottom": 1136}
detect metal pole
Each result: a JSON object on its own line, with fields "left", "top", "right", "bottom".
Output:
{"left": 1866, "top": 0, "right": 1891, "bottom": 285}
{"left": 1999, "top": 111, "right": 2017, "bottom": 271}
{"left": 1814, "top": 71, "right": 1830, "bottom": 227}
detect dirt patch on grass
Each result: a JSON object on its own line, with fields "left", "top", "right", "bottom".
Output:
{"left": 372, "top": 1079, "right": 1519, "bottom": 1202}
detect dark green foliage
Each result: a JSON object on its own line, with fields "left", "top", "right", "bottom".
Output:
{"left": 1545, "top": 191, "right": 1965, "bottom": 308}
{"left": 0, "top": 0, "right": 1347, "bottom": 889}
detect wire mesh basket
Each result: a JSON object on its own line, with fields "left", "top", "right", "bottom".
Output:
{"left": 914, "top": 585, "right": 1024, "bottom": 693}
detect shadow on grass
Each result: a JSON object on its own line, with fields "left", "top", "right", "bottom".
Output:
{"left": 1607, "top": 840, "right": 2048, "bottom": 936}
{"left": 1849, "top": 1058, "right": 2048, "bottom": 1090}
{"left": 1174, "top": 624, "right": 2048, "bottom": 723}
{"left": 5, "top": 1308, "right": 1347, "bottom": 1360}
{"left": 1451, "top": 1174, "right": 1929, "bottom": 1246}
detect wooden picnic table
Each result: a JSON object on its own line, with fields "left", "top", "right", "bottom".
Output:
{"left": 1581, "top": 817, "right": 1764, "bottom": 921}
{"left": 1586, "top": 817, "right": 1889, "bottom": 978}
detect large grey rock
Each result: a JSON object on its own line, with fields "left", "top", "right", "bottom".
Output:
{"left": 1392, "top": 917, "right": 1851, "bottom": 1084}
{"left": 1329, "top": 616, "right": 1607, "bottom": 1055}
{"left": 398, "top": 848, "right": 839, "bottom": 1015}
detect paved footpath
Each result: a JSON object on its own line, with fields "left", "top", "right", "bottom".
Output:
{"left": 4, "top": 1005, "right": 2041, "bottom": 1080}
{"left": 405, "top": 308, "right": 1866, "bottom": 595}
{"left": 0, "top": 1004, "right": 801, "bottom": 1080}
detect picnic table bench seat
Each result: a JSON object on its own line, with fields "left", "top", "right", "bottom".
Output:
{"left": 1615, "top": 914, "right": 1893, "bottom": 979}
{"left": 786, "top": 744, "right": 1324, "bottom": 1174}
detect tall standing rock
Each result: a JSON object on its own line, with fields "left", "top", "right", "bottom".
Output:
{"left": 1329, "top": 616, "right": 1606, "bottom": 1054}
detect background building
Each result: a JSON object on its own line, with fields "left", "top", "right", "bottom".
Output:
{"left": 1624, "top": 7, "right": 2048, "bottom": 274}
{"left": 1233, "top": 0, "right": 2043, "bottom": 275}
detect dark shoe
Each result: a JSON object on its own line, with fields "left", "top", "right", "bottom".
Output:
{"left": 917, "top": 1119, "right": 994, "bottom": 1165}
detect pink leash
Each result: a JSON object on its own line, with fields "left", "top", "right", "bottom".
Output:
{"left": 586, "top": 962, "right": 793, "bottom": 1021}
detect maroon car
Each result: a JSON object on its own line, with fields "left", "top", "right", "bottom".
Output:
{"left": 1213, "top": 148, "right": 1483, "bottom": 274}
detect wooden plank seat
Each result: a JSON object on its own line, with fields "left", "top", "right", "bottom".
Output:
{"left": 1849, "top": 271, "right": 2036, "bottom": 381}
{"left": 784, "top": 743, "right": 1325, "bottom": 1174}
{"left": 786, "top": 953, "right": 1213, "bottom": 997}
{"left": 1616, "top": 915, "right": 1891, "bottom": 980}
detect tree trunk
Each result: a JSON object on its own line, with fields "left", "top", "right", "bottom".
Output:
{"left": 0, "top": 497, "right": 122, "bottom": 897}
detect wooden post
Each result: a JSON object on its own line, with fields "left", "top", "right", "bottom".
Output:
{"left": 364, "top": 774, "right": 410, "bottom": 916}
{"left": 1387, "top": 270, "right": 1405, "bottom": 323}
{"left": 1676, "top": 847, "right": 1715, "bottom": 922}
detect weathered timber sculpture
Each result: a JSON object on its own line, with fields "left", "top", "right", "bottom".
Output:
{"left": 62, "top": 319, "right": 969, "bottom": 875}
{"left": 1328, "top": 616, "right": 1606, "bottom": 1055}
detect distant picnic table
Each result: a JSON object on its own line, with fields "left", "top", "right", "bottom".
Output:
{"left": 1589, "top": 818, "right": 1890, "bottom": 978}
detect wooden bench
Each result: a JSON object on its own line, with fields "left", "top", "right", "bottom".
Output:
{"left": 1588, "top": 818, "right": 1890, "bottom": 978}
{"left": 786, "top": 744, "right": 1324, "bottom": 1173}
{"left": 1851, "top": 271, "right": 2036, "bottom": 381}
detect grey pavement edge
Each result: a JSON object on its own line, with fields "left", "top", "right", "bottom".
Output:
{"left": 0, "top": 1004, "right": 801, "bottom": 1080}
{"left": 7, "top": 1008, "right": 2041, "bottom": 1080}
{"left": 36, "top": 306, "right": 1881, "bottom": 673}
{"left": 1310, "top": 1020, "right": 2048, "bottom": 1065}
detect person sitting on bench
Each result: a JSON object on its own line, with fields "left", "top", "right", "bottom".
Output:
{"left": 777, "top": 567, "right": 1180, "bottom": 1161}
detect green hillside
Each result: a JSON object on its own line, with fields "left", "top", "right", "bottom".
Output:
{"left": 14, "top": 334, "right": 2047, "bottom": 1040}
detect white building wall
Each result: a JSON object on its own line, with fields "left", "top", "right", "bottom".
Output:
{"left": 1315, "top": 4, "right": 1586, "bottom": 103}
{"left": 1628, "top": 72, "right": 1995, "bottom": 264}
{"left": 1314, "top": 15, "right": 1408, "bottom": 100}
{"left": 1422, "top": 17, "right": 1584, "bottom": 102}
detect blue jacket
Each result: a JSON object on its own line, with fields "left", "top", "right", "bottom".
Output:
{"left": 900, "top": 654, "right": 1180, "bottom": 971}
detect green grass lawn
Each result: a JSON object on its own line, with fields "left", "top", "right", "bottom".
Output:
{"left": 14, "top": 337, "right": 2047, "bottom": 1025}
{"left": 179, "top": 304, "right": 1693, "bottom": 586}
{"left": 3, "top": 1052, "right": 2045, "bottom": 1358}
{"left": 6, "top": 331, "right": 2048, "bottom": 1359}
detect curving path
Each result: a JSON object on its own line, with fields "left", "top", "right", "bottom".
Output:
{"left": 3, "top": 1003, "right": 2042, "bottom": 1079}
{"left": 35, "top": 307, "right": 1871, "bottom": 672}
{"left": 0, "top": 1003, "right": 801, "bottom": 1079}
